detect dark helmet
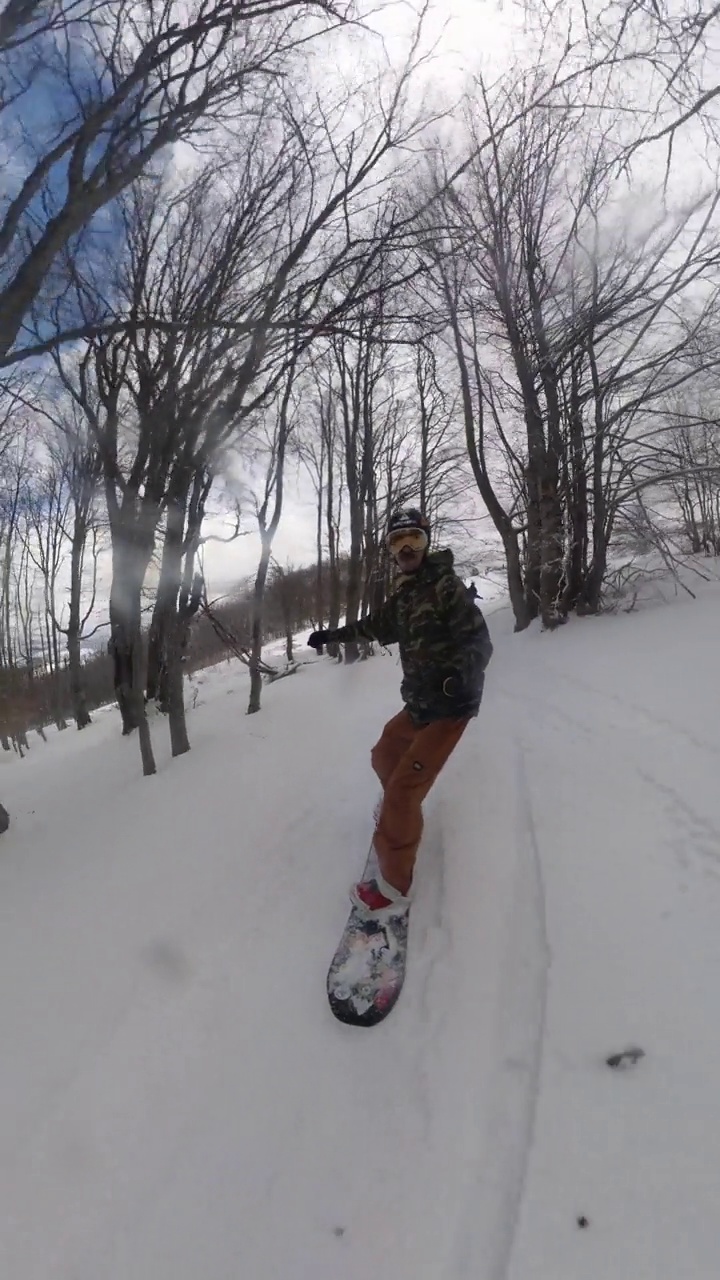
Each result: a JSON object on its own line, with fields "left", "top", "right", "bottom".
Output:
{"left": 386, "top": 507, "right": 431, "bottom": 545}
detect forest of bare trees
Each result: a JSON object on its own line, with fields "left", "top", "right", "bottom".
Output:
{"left": 3, "top": 0, "right": 720, "bottom": 788}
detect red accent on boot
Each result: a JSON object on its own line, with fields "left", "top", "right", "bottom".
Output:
{"left": 353, "top": 879, "right": 395, "bottom": 912}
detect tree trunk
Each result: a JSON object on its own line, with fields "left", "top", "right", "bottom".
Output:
{"left": 146, "top": 531, "right": 174, "bottom": 713}
{"left": 448, "top": 301, "right": 533, "bottom": 632}
{"left": 135, "top": 639, "right": 157, "bottom": 777}
{"left": 108, "top": 529, "right": 156, "bottom": 776}
{"left": 336, "top": 332, "right": 365, "bottom": 666}
{"left": 560, "top": 354, "right": 589, "bottom": 615}
{"left": 343, "top": 544, "right": 363, "bottom": 665}
{"left": 109, "top": 610, "right": 143, "bottom": 735}
{"left": 145, "top": 609, "right": 167, "bottom": 710}
{"left": 523, "top": 465, "right": 542, "bottom": 619}
{"left": 147, "top": 469, "right": 194, "bottom": 755}
{"left": 503, "top": 534, "right": 531, "bottom": 632}
{"left": 248, "top": 536, "right": 273, "bottom": 716}
{"left": 166, "top": 609, "right": 190, "bottom": 757}
{"left": 314, "top": 432, "right": 325, "bottom": 627}
{"left": 526, "top": 273, "right": 566, "bottom": 627}
{"left": 539, "top": 473, "right": 565, "bottom": 627}
{"left": 67, "top": 525, "right": 92, "bottom": 729}
{"left": 326, "top": 469, "right": 342, "bottom": 658}
{"left": 165, "top": 501, "right": 192, "bottom": 759}
{"left": 67, "top": 625, "right": 91, "bottom": 729}
{"left": 49, "top": 604, "right": 67, "bottom": 729}
{"left": 580, "top": 343, "right": 611, "bottom": 613}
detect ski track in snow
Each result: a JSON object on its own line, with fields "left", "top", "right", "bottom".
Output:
{"left": 443, "top": 737, "right": 550, "bottom": 1280}
{"left": 2, "top": 581, "right": 720, "bottom": 1277}
{"left": 500, "top": 586, "right": 720, "bottom": 1279}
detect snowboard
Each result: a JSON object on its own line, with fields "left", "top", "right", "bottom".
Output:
{"left": 326, "top": 845, "right": 410, "bottom": 1027}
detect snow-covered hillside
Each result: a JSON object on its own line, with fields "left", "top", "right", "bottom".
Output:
{"left": 2, "top": 574, "right": 720, "bottom": 1279}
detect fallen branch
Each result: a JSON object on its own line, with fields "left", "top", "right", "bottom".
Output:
{"left": 264, "top": 663, "right": 300, "bottom": 683}
{"left": 199, "top": 599, "right": 277, "bottom": 677}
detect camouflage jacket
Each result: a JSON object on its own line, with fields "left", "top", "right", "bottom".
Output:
{"left": 333, "top": 549, "right": 493, "bottom": 724}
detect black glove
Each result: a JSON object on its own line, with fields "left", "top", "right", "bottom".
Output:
{"left": 308, "top": 629, "right": 334, "bottom": 650}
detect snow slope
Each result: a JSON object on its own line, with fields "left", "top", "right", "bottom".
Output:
{"left": 2, "top": 574, "right": 720, "bottom": 1279}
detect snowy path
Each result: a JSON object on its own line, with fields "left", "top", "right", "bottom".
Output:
{"left": 0, "top": 651, "right": 537, "bottom": 1280}
{"left": 2, "top": 581, "right": 720, "bottom": 1277}
{"left": 500, "top": 589, "right": 720, "bottom": 1279}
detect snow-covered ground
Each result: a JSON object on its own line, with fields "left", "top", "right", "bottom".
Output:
{"left": 2, "top": 572, "right": 720, "bottom": 1279}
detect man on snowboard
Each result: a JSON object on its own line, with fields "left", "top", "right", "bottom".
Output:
{"left": 308, "top": 507, "right": 493, "bottom": 920}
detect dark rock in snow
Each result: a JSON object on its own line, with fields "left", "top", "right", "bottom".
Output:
{"left": 0, "top": 803, "right": 8, "bottom": 834}
{"left": 606, "top": 1047, "right": 645, "bottom": 1070}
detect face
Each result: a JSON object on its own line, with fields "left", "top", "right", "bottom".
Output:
{"left": 388, "top": 529, "right": 427, "bottom": 574}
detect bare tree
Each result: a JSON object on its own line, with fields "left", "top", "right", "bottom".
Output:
{"left": 328, "top": 285, "right": 407, "bottom": 661}
{"left": 267, "top": 561, "right": 307, "bottom": 662}
{"left": 515, "top": 0, "right": 720, "bottom": 191}
{"left": 665, "top": 408, "right": 720, "bottom": 554}
{"left": 43, "top": 419, "right": 104, "bottom": 728}
{"left": 301, "top": 350, "right": 345, "bottom": 643}
{"left": 246, "top": 342, "right": 301, "bottom": 715}
{"left": 419, "top": 67, "right": 720, "bottom": 627}
{"left": 52, "top": 5, "right": 435, "bottom": 760}
{"left": 0, "top": 0, "right": 352, "bottom": 366}
{"left": 0, "top": 424, "right": 33, "bottom": 667}
{"left": 21, "top": 452, "right": 73, "bottom": 727}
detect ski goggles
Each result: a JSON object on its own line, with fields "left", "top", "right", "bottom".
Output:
{"left": 386, "top": 527, "right": 429, "bottom": 553}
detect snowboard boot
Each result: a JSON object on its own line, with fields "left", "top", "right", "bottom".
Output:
{"left": 350, "top": 875, "right": 411, "bottom": 921}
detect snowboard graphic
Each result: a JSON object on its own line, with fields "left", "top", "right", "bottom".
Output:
{"left": 327, "top": 845, "right": 410, "bottom": 1027}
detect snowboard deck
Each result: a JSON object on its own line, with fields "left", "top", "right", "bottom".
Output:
{"left": 326, "top": 845, "right": 410, "bottom": 1027}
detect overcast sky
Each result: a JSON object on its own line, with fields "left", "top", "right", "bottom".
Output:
{"left": 197, "top": 0, "right": 522, "bottom": 596}
{"left": 26, "top": 0, "right": 710, "bottom": 631}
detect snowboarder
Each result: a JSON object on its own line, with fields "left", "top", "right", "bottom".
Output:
{"left": 309, "top": 507, "right": 493, "bottom": 919}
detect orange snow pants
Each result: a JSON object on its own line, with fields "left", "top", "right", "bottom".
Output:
{"left": 371, "top": 708, "right": 469, "bottom": 896}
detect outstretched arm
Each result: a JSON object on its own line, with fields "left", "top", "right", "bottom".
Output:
{"left": 309, "top": 595, "right": 399, "bottom": 650}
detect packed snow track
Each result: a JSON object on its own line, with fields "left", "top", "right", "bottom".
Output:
{"left": 2, "top": 580, "right": 720, "bottom": 1278}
